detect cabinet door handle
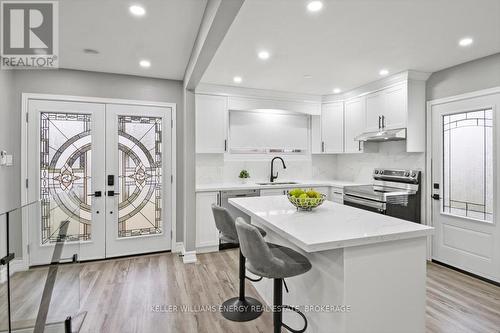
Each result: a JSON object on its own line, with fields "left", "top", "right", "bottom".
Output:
{"left": 321, "top": 141, "right": 325, "bottom": 152}
{"left": 378, "top": 116, "right": 381, "bottom": 129}
{"left": 224, "top": 139, "right": 227, "bottom": 152}
{"left": 358, "top": 141, "right": 362, "bottom": 151}
{"left": 382, "top": 115, "right": 385, "bottom": 128}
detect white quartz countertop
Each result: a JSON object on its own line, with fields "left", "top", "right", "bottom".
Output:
{"left": 229, "top": 195, "right": 434, "bottom": 253}
{"left": 196, "top": 179, "right": 362, "bottom": 192}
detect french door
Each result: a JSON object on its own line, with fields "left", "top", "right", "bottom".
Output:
{"left": 26, "top": 99, "right": 172, "bottom": 265}
{"left": 430, "top": 91, "right": 500, "bottom": 282}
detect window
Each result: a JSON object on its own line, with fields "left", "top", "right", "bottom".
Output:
{"left": 228, "top": 110, "right": 309, "bottom": 155}
{"left": 442, "top": 109, "right": 493, "bottom": 222}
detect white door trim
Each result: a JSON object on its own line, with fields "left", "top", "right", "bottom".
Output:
{"left": 21, "top": 93, "right": 177, "bottom": 266}
{"left": 426, "top": 86, "right": 500, "bottom": 264}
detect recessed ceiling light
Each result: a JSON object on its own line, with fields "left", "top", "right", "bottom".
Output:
{"left": 458, "top": 37, "right": 473, "bottom": 47}
{"left": 83, "top": 48, "right": 99, "bottom": 54}
{"left": 139, "top": 59, "right": 151, "bottom": 68}
{"left": 379, "top": 69, "right": 389, "bottom": 76}
{"left": 233, "top": 76, "right": 242, "bottom": 83}
{"left": 307, "top": 1, "right": 323, "bottom": 12}
{"left": 333, "top": 88, "right": 341, "bottom": 94}
{"left": 129, "top": 5, "right": 146, "bottom": 16}
{"left": 303, "top": 74, "right": 313, "bottom": 79}
{"left": 258, "top": 50, "right": 270, "bottom": 60}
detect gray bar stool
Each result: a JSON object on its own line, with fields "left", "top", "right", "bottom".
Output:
{"left": 235, "top": 218, "right": 312, "bottom": 333}
{"left": 212, "top": 205, "right": 267, "bottom": 322}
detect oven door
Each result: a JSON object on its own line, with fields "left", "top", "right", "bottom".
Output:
{"left": 343, "top": 194, "right": 386, "bottom": 214}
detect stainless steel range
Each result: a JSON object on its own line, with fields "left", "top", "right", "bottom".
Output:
{"left": 343, "top": 169, "right": 421, "bottom": 223}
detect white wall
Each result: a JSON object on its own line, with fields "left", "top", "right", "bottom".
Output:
{"left": 196, "top": 154, "right": 337, "bottom": 184}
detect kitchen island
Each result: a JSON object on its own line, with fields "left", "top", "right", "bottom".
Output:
{"left": 229, "top": 195, "right": 434, "bottom": 333}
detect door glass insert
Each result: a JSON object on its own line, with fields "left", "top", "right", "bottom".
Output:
{"left": 40, "top": 112, "right": 92, "bottom": 244}
{"left": 118, "top": 116, "right": 163, "bottom": 238}
{"left": 442, "top": 109, "right": 493, "bottom": 222}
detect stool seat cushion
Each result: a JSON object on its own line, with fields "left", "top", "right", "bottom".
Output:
{"left": 245, "top": 243, "right": 312, "bottom": 279}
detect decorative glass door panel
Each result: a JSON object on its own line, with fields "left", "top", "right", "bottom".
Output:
{"left": 40, "top": 112, "right": 93, "bottom": 243}
{"left": 105, "top": 104, "right": 172, "bottom": 258}
{"left": 442, "top": 109, "right": 493, "bottom": 222}
{"left": 117, "top": 115, "right": 163, "bottom": 238}
{"left": 28, "top": 100, "right": 106, "bottom": 265}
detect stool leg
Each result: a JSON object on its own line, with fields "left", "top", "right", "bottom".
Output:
{"left": 239, "top": 250, "right": 245, "bottom": 301}
{"left": 220, "top": 250, "right": 263, "bottom": 322}
{"left": 273, "top": 278, "right": 283, "bottom": 333}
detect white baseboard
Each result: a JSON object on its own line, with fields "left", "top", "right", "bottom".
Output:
{"left": 0, "top": 258, "right": 29, "bottom": 283}
{"left": 196, "top": 245, "right": 219, "bottom": 254}
{"left": 181, "top": 245, "right": 197, "bottom": 264}
{"left": 0, "top": 266, "right": 6, "bottom": 283}
{"left": 173, "top": 242, "right": 184, "bottom": 254}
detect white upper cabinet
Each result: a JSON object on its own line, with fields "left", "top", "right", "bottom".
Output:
{"left": 365, "top": 91, "right": 386, "bottom": 132}
{"left": 365, "top": 83, "right": 407, "bottom": 132}
{"left": 321, "top": 102, "right": 344, "bottom": 153}
{"left": 311, "top": 115, "right": 322, "bottom": 154}
{"left": 344, "top": 97, "right": 366, "bottom": 153}
{"left": 195, "top": 94, "right": 227, "bottom": 153}
{"left": 383, "top": 83, "right": 407, "bottom": 130}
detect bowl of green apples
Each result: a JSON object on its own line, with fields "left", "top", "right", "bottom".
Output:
{"left": 287, "top": 188, "right": 326, "bottom": 211}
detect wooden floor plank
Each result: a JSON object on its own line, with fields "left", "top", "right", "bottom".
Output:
{"left": 0, "top": 250, "right": 499, "bottom": 333}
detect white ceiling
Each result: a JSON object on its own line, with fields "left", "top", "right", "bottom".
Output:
{"left": 59, "top": 0, "right": 207, "bottom": 80}
{"left": 201, "top": 0, "right": 500, "bottom": 95}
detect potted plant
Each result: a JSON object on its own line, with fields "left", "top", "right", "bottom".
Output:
{"left": 238, "top": 169, "right": 250, "bottom": 184}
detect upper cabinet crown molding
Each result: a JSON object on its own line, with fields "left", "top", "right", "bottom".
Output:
{"left": 322, "top": 70, "right": 431, "bottom": 103}
{"left": 196, "top": 83, "right": 321, "bottom": 115}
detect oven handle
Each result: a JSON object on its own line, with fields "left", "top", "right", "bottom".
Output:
{"left": 344, "top": 195, "right": 386, "bottom": 210}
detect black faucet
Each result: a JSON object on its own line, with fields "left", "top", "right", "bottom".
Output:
{"left": 270, "top": 156, "right": 286, "bottom": 182}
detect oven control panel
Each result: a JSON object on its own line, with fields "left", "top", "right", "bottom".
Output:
{"left": 373, "top": 169, "right": 420, "bottom": 183}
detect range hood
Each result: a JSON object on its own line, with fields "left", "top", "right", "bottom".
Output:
{"left": 354, "top": 128, "right": 407, "bottom": 142}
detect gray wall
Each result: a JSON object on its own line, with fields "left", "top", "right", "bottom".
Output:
{"left": 427, "top": 53, "right": 500, "bottom": 100}
{"left": 6, "top": 69, "right": 185, "bottom": 243}
{"left": 0, "top": 70, "right": 17, "bottom": 214}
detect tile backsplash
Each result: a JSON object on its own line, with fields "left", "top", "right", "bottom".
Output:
{"left": 196, "top": 141, "right": 425, "bottom": 185}
{"left": 196, "top": 154, "right": 337, "bottom": 184}
{"left": 334, "top": 141, "right": 425, "bottom": 183}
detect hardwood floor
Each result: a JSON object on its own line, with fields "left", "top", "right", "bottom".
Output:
{"left": 1, "top": 250, "right": 499, "bottom": 333}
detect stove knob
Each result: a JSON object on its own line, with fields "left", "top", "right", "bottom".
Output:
{"left": 374, "top": 170, "right": 379, "bottom": 174}
{"left": 411, "top": 172, "right": 417, "bottom": 177}
{"left": 379, "top": 170, "right": 384, "bottom": 175}
{"left": 404, "top": 172, "right": 410, "bottom": 177}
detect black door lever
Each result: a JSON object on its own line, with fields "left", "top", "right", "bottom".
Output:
{"left": 107, "top": 190, "right": 120, "bottom": 197}
{"left": 88, "top": 191, "right": 102, "bottom": 197}
{"left": 432, "top": 194, "right": 440, "bottom": 200}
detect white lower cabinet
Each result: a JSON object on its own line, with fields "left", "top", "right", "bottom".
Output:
{"left": 195, "top": 191, "right": 220, "bottom": 252}
{"left": 260, "top": 188, "right": 288, "bottom": 196}
{"left": 329, "top": 187, "right": 344, "bottom": 204}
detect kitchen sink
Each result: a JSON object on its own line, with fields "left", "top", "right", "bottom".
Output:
{"left": 256, "top": 181, "right": 299, "bottom": 186}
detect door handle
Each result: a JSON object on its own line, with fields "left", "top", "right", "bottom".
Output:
{"left": 107, "top": 190, "right": 120, "bottom": 197}
{"left": 88, "top": 191, "right": 102, "bottom": 197}
{"left": 432, "top": 194, "right": 440, "bottom": 200}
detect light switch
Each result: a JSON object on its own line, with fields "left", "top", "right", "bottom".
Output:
{"left": 0, "top": 151, "right": 13, "bottom": 167}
